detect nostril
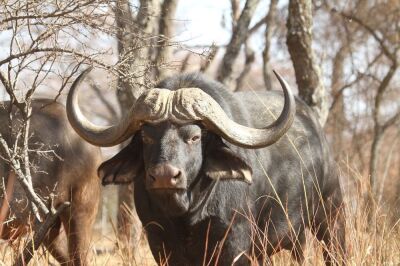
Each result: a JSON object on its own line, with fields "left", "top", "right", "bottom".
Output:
{"left": 172, "top": 171, "right": 181, "bottom": 180}
{"left": 148, "top": 165, "right": 183, "bottom": 187}
{"left": 170, "top": 171, "right": 181, "bottom": 185}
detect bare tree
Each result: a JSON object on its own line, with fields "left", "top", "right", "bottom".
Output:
{"left": 154, "top": 0, "right": 179, "bottom": 79}
{"left": 235, "top": 41, "right": 255, "bottom": 91}
{"left": 323, "top": 7, "right": 354, "bottom": 158}
{"left": 199, "top": 44, "right": 219, "bottom": 73}
{"left": 311, "top": 0, "right": 400, "bottom": 214}
{"left": 287, "top": 0, "right": 329, "bottom": 126}
{"left": 112, "top": 0, "right": 180, "bottom": 249}
{"left": 336, "top": 11, "right": 400, "bottom": 196}
{"left": 0, "top": 1, "right": 113, "bottom": 263}
{"left": 262, "top": 0, "right": 279, "bottom": 90}
{"left": 114, "top": 0, "right": 160, "bottom": 107}
{"left": 217, "top": 0, "right": 260, "bottom": 85}
{"left": 112, "top": 0, "right": 161, "bottom": 249}
{"left": 227, "top": 0, "right": 280, "bottom": 91}
{"left": 327, "top": 42, "right": 350, "bottom": 154}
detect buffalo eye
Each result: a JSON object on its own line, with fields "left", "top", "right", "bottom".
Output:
{"left": 141, "top": 132, "right": 155, "bottom": 145}
{"left": 187, "top": 134, "right": 201, "bottom": 144}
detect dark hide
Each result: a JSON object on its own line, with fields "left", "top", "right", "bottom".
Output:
{"left": 99, "top": 73, "right": 345, "bottom": 265}
{"left": 0, "top": 99, "right": 101, "bottom": 265}
{"left": 99, "top": 134, "right": 143, "bottom": 185}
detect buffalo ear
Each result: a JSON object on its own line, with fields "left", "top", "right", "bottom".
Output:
{"left": 204, "top": 137, "right": 252, "bottom": 184}
{"left": 98, "top": 135, "right": 143, "bottom": 186}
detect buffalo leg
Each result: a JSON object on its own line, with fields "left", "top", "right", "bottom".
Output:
{"left": 61, "top": 184, "right": 99, "bottom": 266}
{"left": 313, "top": 196, "right": 346, "bottom": 266}
{"left": 290, "top": 231, "right": 305, "bottom": 264}
{"left": 258, "top": 256, "right": 273, "bottom": 266}
{"left": 42, "top": 217, "right": 70, "bottom": 264}
{"left": 61, "top": 206, "right": 96, "bottom": 266}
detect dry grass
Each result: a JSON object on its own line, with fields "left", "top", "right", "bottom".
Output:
{"left": 1, "top": 205, "right": 399, "bottom": 265}
{"left": 0, "top": 227, "right": 157, "bottom": 266}
{"left": 1, "top": 177, "right": 399, "bottom": 265}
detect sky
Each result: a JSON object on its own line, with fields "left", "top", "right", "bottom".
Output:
{"left": 175, "top": 1, "right": 231, "bottom": 45}
{"left": 174, "top": 0, "right": 276, "bottom": 47}
{"left": 0, "top": 0, "right": 276, "bottom": 100}
{"left": 0, "top": 0, "right": 287, "bottom": 56}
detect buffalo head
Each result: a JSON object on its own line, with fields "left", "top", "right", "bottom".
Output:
{"left": 66, "top": 70, "right": 295, "bottom": 216}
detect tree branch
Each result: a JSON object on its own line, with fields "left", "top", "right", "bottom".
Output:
{"left": 154, "top": 0, "right": 179, "bottom": 79}
{"left": 0, "top": 47, "right": 108, "bottom": 69}
{"left": 247, "top": 15, "right": 267, "bottom": 36}
{"left": 90, "top": 79, "right": 119, "bottom": 121}
{"left": 262, "top": 0, "right": 278, "bottom": 90}
{"left": 287, "top": 0, "right": 328, "bottom": 126}
{"left": 180, "top": 52, "right": 192, "bottom": 72}
{"left": 13, "top": 201, "right": 70, "bottom": 266}
{"left": 373, "top": 63, "right": 398, "bottom": 127}
{"left": 337, "top": 11, "right": 397, "bottom": 63}
{"left": 382, "top": 111, "right": 400, "bottom": 131}
{"left": 0, "top": 0, "right": 96, "bottom": 25}
{"left": 235, "top": 41, "right": 255, "bottom": 91}
{"left": 200, "top": 44, "right": 219, "bottom": 73}
{"left": 0, "top": 134, "right": 48, "bottom": 216}
{"left": 217, "top": 0, "right": 260, "bottom": 85}
{"left": 329, "top": 50, "right": 383, "bottom": 112}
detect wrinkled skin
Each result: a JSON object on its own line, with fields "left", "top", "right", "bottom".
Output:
{"left": 0, "top": 99, "right": 101, "bottom": 266}
{"left": 99, "top": 74, "right": 345, "bottom": 265}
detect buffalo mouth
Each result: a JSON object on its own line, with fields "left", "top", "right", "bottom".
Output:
{"left": 148, "top": 189, "right": 190, "bottom": 217}
{"left": 147, "top": 187, "right": 186, "bottom": 192}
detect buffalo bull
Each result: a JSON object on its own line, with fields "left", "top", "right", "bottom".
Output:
{"left": 0, "top": 99, "right": 101, "bottom": 265}
{"left": 67, "top": 70, "right": 345, "bottom": 265}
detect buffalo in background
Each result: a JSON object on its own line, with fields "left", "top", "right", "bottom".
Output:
{"left": 0, "top": 99, "right": 101, "bottom": 265}
{"left": 67, "top": 69, "right": 345, "bottom": 265}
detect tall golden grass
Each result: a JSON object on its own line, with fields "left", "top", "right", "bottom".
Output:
{"left": 1, "top": 164, "right": 399, "bottom": 265}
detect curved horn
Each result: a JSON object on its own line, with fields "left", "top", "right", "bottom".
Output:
{"left": 161, "top": 71, "right": 296, "bottom": 149}
{"left": 203, "top": 70, "right": 296, "bottom": 148}
{"left": 67, "top": 69, "right": 295, "bottom": 149}
{"left": 66, "top": 68, "right": 139, "bottom": 147}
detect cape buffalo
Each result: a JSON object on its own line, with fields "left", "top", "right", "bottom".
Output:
{"left": 0, "top": 99, "right": 101, "bottom": 265}
{"left": 66, "top": 69, "right": 345, "bottom": 265}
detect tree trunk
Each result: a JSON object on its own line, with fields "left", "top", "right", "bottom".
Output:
{"left": 369, "top": 127, "right": 383, "bottom": 195}
{"left": 115, "top": 0, "right": 160, "bottom": 105}
{"left": 326, "top": 43, "right": 350, "bottom": 157}
{"left": 114, "top": 0, "right": 137, "bottom": 106}
{"left": 369, "top": 64, "right": 398, "bottom": 194}
{"left": 336, "top": 9, "right": 399, "bottom": 198}
{"left": 200, "top": 45, "right": 219, "bottom": 73}
{"left": 262, "top": 0, "right": 278, "bottom": 90}
{"left": 116, "top": 184, "right": 142, "bottom": 247}
{"left": 154, "top": 0, "right": 179, "bottom": 80}
{"left": 217, "top": 0, "right": 260, "bottom": 85}
{"left": 286, "top": 0, "right": 328, "bottom": 126}
{"left": 113, "top": 0, "right": 160, "bottom": 246}
{"left": 235, "top": 41, "right": 255, "bottom": 91}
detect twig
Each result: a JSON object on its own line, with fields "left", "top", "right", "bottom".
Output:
{"left": 217, "top": 0, "right": 261, "bottom": 84}
{"left": 337, "top": 11, "right": 396, "bottom": 63}
{"left": 0, "top": 134, "right": 48, "bottom": 216}
{"left": 0, "top": 0, "right": 97, "bottom": 25}
{"left": 0, "top": 47, "right": 108, "bottom": 69}
{"left": 200, "top": 44, "right": 219, "bottom": 73}
{"left": 179, "top": 52, "right": 192, "bottom": 72}
{"left": 90, "top": 79, "right": 119, "bottom": 121}
{"left": 13, "top": 201, "right": 70, "bottom": 266}
{"left": 235, "top": 41, "right": 255, "bottom": 91}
